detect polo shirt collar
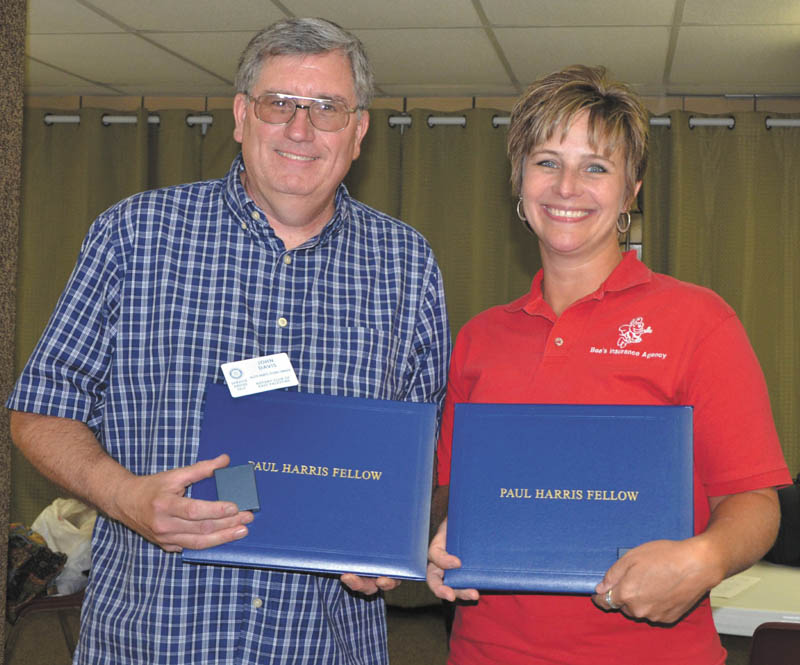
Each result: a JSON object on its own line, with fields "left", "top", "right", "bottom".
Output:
{"left": 507, "top": 251, "right": 653, "bottom": 317}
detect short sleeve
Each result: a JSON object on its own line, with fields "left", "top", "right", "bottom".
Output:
{"left": 7, "top": 208, "right": 125, "bottom": 433}
{"left": 684, "top": 314, "right": 790, "bottom": 497}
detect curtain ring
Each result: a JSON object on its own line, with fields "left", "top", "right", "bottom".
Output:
{"left": 516, "top": 197, "right": 527, "bottom": 221}
{"left": 616, "top": 211, "right": 632, "bottom": 234}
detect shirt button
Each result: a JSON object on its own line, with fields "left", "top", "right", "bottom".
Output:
{"left": 250, "top": 211, "right": 261, "bottom": 221}
{"left": 283, "top": 255, "right": 292, "bottom": 265}
{"left": 278, "top": 317, "right": 288, "bottom": 328}
{"left": 240, "top": 222, "right": 247, "bottom": 231}
{"left": 252, "top": 597, "right": 263, "bottom": 609}
{"left": 554, "top": 337, "right": 564, "bottom": 347}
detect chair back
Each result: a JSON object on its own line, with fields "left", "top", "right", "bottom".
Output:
{"left": 749, "top": 621, "right": 800, "bottom": 665}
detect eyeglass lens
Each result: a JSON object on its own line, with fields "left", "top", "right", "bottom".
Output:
{"left": 253, "top": 94, "right": 350, "bottom": 132}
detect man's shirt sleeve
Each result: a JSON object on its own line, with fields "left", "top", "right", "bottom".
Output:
{"left": 8, "top": 206, "right": 126, "bottom": 432}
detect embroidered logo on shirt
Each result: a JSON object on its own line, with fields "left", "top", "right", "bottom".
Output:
{"left": 616, "top": 317, "right": 653, "bottom": 349}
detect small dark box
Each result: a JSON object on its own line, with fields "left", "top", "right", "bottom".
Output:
{"left": 214, "top": 463, "right": 260, "bottom": 512}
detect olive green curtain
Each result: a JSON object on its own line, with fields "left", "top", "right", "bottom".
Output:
{"left": 12, "top": 105, "right": 539, "bottom": 524}
{"left": 12, "top": 108, "right": 241, "bottom": 523}
{"left": 12, "top": 105, "right": 798, "bottom": 522}
{"left": 643, "top": 110, "right": 800, "bottom": 473}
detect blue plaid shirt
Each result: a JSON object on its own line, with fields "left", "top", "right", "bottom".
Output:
{"left": 8, "top": 155, "right": 450, "bottom": 664}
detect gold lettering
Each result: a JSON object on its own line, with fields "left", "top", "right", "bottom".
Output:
{"left": 500, "top": 488, "right": 532, "bottom": 499}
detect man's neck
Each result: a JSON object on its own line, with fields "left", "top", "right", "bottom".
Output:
{"left": 241, "top": 170, "right": 336, "bottom": 250}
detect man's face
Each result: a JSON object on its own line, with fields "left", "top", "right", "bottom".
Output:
{"left": 233, "top": 50, "right": 369, "bottom": 225}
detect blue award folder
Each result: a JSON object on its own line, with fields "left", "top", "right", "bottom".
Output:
{"left": 182, "top": 384, "right": 437, "bottom": 580}
{"left": 444, "top": 404, "right": 693, "bottom": 593}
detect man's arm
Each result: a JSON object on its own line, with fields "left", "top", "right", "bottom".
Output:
{"left": 11, "top": 410, "right": 254, "bottom": 552}
{"left": 593, "top": 488, "right": 780, "bottom": 623}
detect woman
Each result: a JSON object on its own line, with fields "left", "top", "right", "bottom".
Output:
{"left": 427, "top": 65, "right": 790, "bottom": 664}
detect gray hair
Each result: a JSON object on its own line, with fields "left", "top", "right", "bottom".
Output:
{"left": 235, "top": 17, "right": 374, "bottom": 109}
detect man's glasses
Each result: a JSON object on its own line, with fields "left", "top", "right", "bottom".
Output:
{"left": 248, "top": 92, "right": 358, "bottom": 133}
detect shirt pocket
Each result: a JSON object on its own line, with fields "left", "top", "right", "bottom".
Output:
{"left": 299, "top": 325, "right": 404, "bottom": 400}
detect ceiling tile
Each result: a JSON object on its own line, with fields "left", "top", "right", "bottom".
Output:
{"left": 116, "top": 84, "right": 238, "bottom": 97}
{"left": 25, "top": 58, "right": 117, "bottom": 94}
{"left": 283, "top": 0, "right": 481, "bottom": 28}
{"left": 682, "top": 0, "right": 800, "bottom": 25}
{"left": 78, "top": 0, "right": 287, "bottom": 31}
{"left": 21, "top": 0, "right": 800, "bottom": 99}
{"left": 28, "top": 0, "right": 124, "bottom": 33}
{"left": 671, "top": 25, "right": 800, "bottom": 92}
{"left": 378, "top": 83, "right": 518, "bottom": 97}
{"left": 482, "top": 0, "right": 676, "bottom": 26}
{"left": 355, "top": 28, "right": 511, "bottom": 89}
{"left": 28, "top": 33, "right": 228, "bottom": 90}
{"left": 495, "top": 27, "right": 671, "bottom": 92}
{"left": 147, "top": 32, "right": 253, "bottom": 83}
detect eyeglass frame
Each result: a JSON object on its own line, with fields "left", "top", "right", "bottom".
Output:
{"left": 246, "top": 91, "right": 360, "bottom": 133}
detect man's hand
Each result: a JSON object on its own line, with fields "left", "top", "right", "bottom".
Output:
{"left": 340, "top": 574, "right": 400, "bottom": 595}
{"left": 426, "top": 518, "right": 479, "bottom": 602}
{"left": 110, "top": 453, "right": 254, "bottom": 553}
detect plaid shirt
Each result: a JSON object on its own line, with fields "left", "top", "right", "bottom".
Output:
{"left": 8, "top": 155, "right": 450, "bottom": 664}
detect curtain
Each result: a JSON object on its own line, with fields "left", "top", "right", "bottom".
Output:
{"left": 643, "top": 110, "right": 800, "bottom": 473}
{"left": 12, "top": 104, "right": 799, "bottom": 523}
{"left": 11, "top": 104, "right": 539, "bottom": 524}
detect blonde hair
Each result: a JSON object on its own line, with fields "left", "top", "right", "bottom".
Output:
{"left": 507, "top": 65, "right": 649, "bottom": 206}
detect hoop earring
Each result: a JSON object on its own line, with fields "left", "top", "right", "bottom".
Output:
{"left": 616, "top": 211, "right": 632, "bottom": 234}
{"left": 516, "top": 197, "right": 527, "bottom": 222}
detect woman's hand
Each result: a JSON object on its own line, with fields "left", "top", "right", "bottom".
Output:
{"left": 340, "top": 575, "right": 400, "bottom": 595}
{"left": 593, "top": 488, "right": 780, "bottom": 624}
{"left": 426, "top": 518, "right": 480, "bottom": 602}
{"left": 592, "top": 537, "right": 722, "bottom": 624}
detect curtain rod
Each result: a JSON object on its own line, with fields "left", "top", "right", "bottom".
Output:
{"left": 43, "top": 113, "right": 215, "bottom": 135}
{"left": 41, "top": 113, "right": 800, "bottom": 131}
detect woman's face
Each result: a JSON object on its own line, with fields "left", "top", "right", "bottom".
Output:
{"left": 520, "top": 110, "right": 640, "bottom": 263}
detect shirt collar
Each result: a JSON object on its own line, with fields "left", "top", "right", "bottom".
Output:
{"left": 225, "top": 153, "right": 349, "bottom": 248}
{"left": 506, "top": 251, "right": 653, "bottom": 317}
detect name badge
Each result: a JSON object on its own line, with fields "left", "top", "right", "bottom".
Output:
{"left": 221, "top": 353, "right": 299, "bottom": 398}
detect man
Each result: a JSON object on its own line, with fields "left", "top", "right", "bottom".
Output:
{"left": 8, "top": 18, "right": 450, "bottom": 664}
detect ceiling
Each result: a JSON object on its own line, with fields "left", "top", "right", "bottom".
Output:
{"left": 25, "top": 0, "right": 800, "bottom": 99}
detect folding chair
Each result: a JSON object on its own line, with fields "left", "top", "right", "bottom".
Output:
{"left": 748, "top": 621, "right": 800, "bottom": 665}
{"left": 4, "top": 589, "right": 84, "bottom": 663}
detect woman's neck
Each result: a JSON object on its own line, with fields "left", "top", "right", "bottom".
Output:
{"left": 540, "top": 245, "right": 624, "bottom": 317}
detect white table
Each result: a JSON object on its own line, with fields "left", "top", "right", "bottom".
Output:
{"left": 710, "top": 561, "right": 800, "bottom": 636}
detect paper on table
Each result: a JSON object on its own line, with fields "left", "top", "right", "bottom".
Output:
{"left": 710, "top": 574, "right": 761, "bottom": 599}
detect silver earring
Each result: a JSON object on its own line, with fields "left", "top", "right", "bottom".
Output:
{"left": 516, "top": 197, "right": 527, "bottom": 221}
{"left": 616, "top": 211, "right": 632, "bottom": 234}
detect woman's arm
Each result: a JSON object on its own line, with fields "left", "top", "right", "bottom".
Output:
{"left": 593, "top": 487, "right": 780, "bottom": 624}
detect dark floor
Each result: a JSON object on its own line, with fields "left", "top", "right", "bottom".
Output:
{"left": 5, "top": 603, "right": 749, "bottom": 664}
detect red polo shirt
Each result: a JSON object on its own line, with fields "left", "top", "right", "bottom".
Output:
{"left": 437, "top": 252, "right": 790, "bottom": 665}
